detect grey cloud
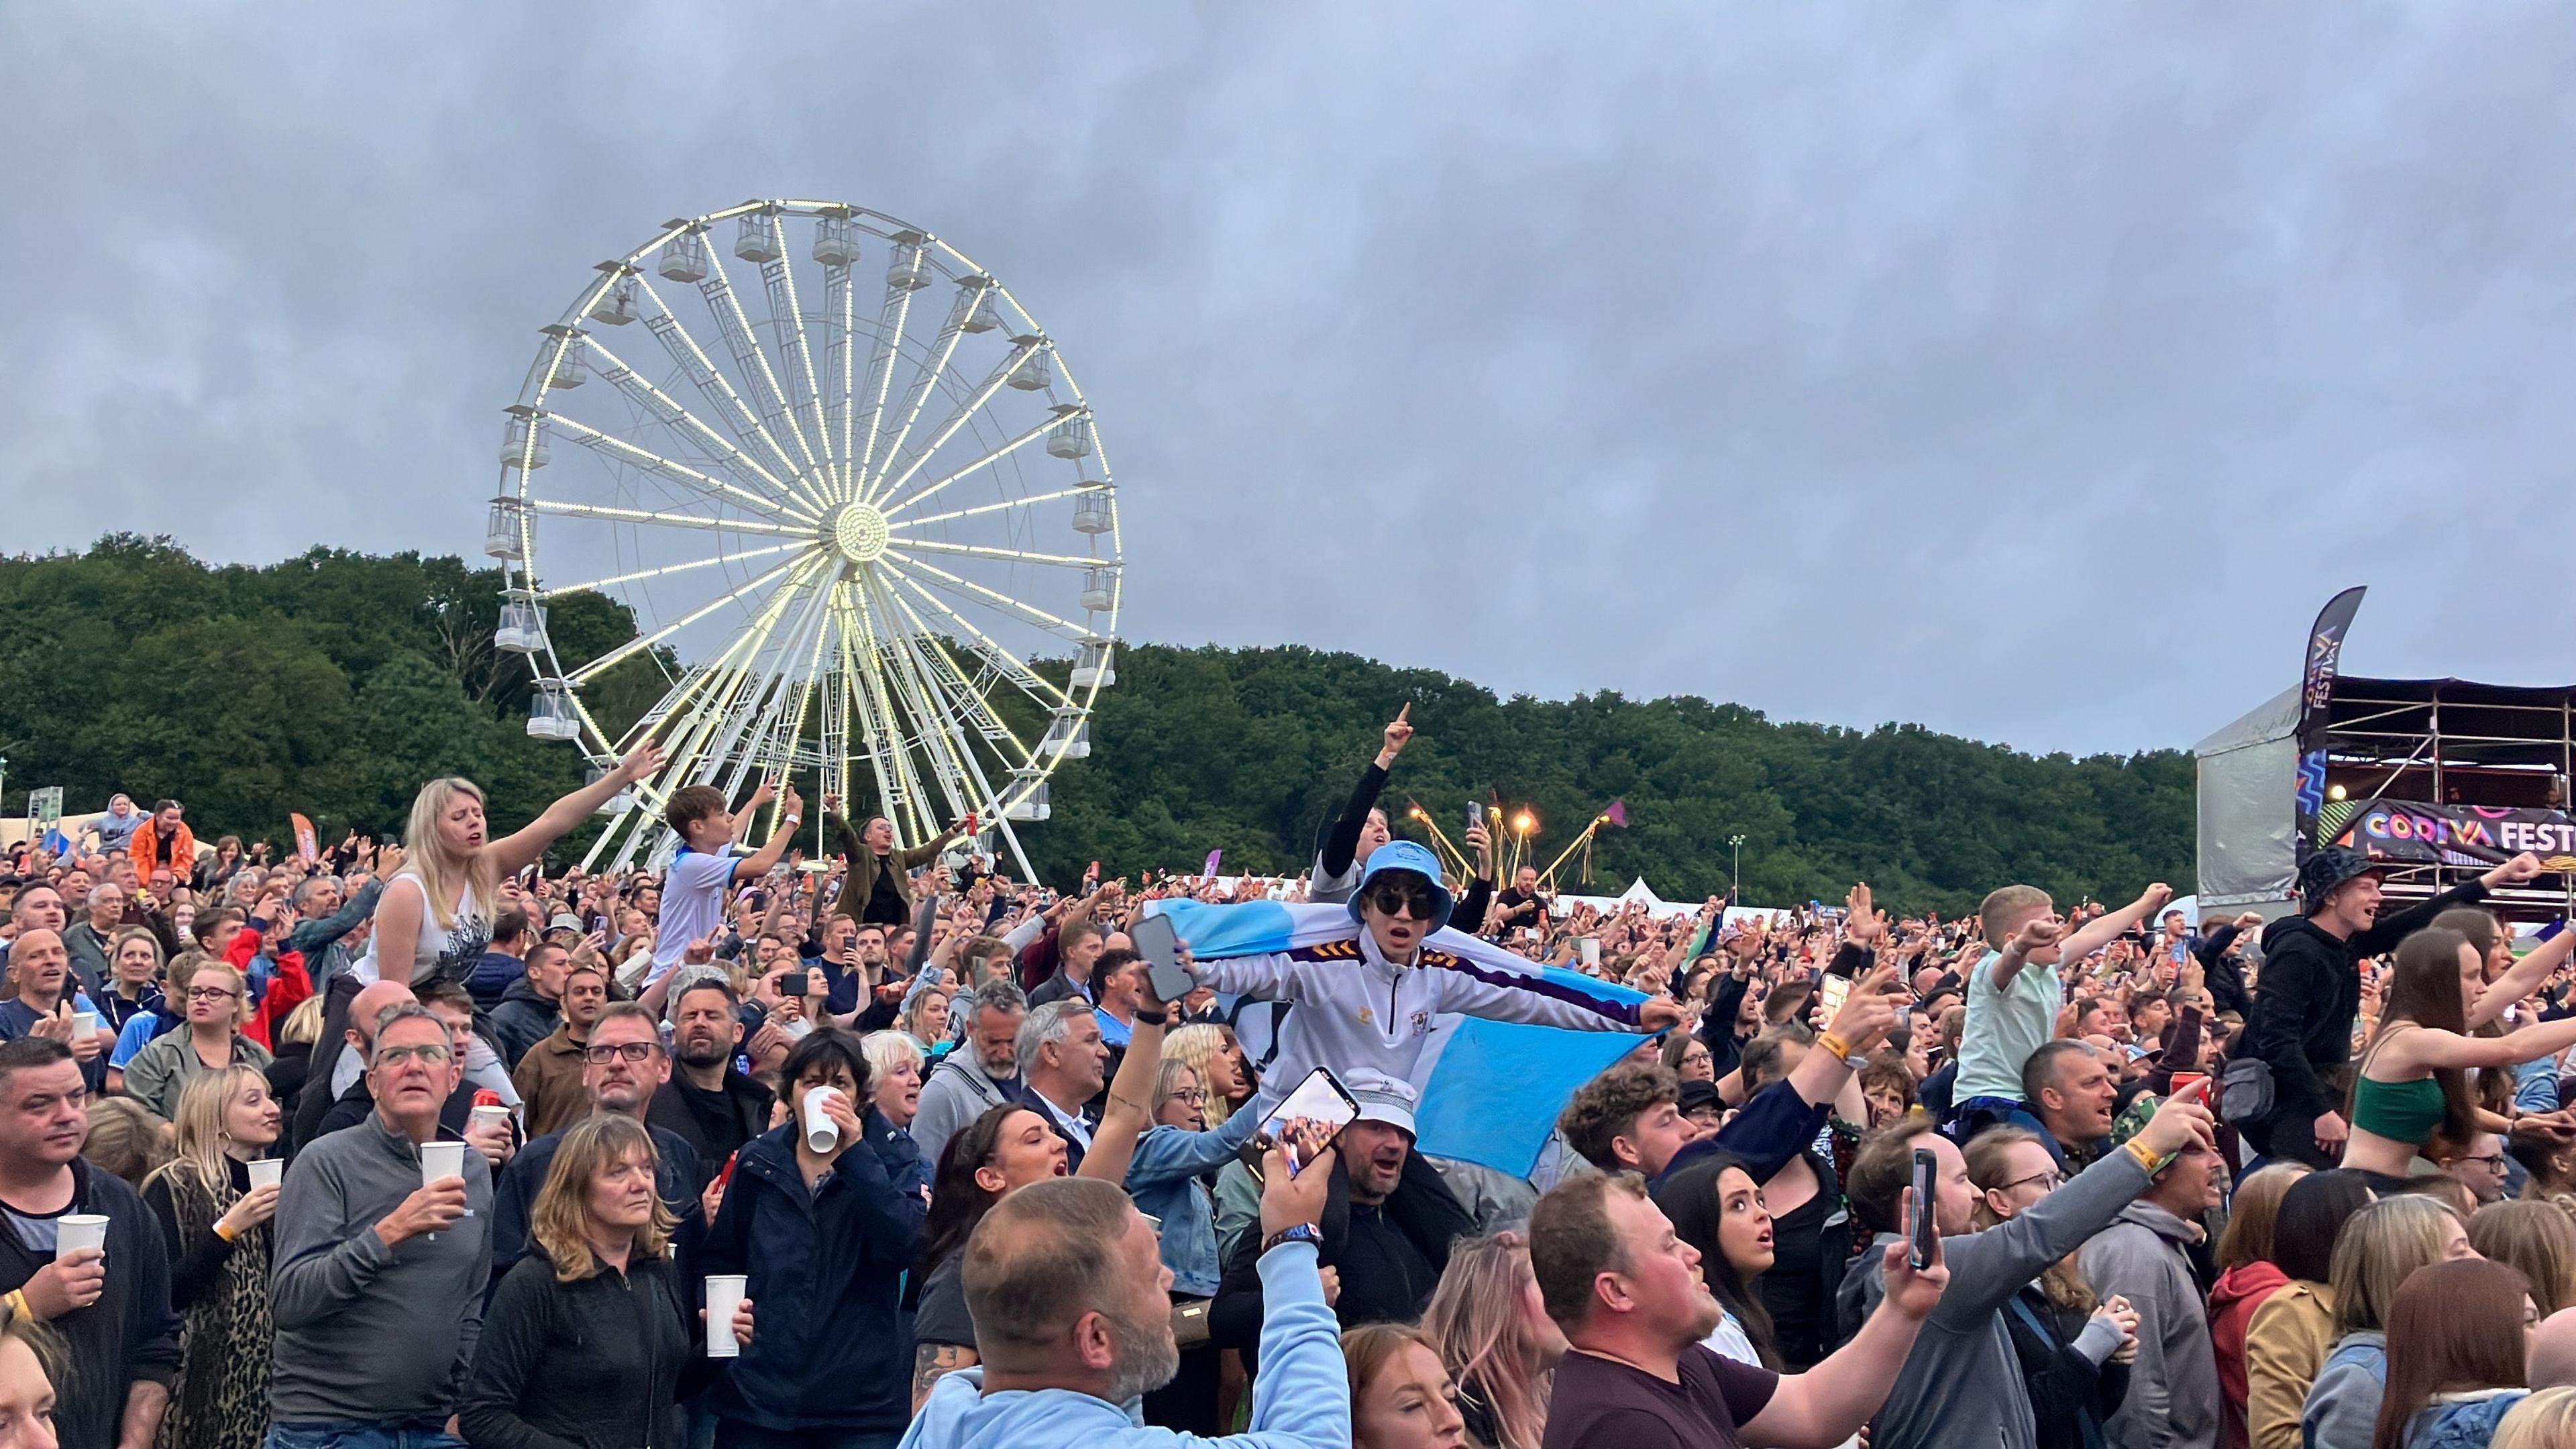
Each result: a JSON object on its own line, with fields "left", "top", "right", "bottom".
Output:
{"left": 5, "top": 3, "right": 2572, "bottom": 757}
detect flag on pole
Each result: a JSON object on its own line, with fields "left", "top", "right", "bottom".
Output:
{"left": 1604, "top": 799, "right": 1629, "bottom": 828}
{"left": 290, "top": 812, "right": 320, "bottom": 866}
{"left": 1203, "top": 849, "right": 1223, "bottom": 877}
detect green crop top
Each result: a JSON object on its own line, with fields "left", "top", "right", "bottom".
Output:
{"left": 2353, "top": 1053, "right": 2450, "bottom": 1146}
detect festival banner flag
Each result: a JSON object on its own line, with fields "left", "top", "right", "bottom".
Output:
{"left": 290, "top": 812, "right": 319, "bottom": 865}
{"left": 1203, "top": 849, "right": 1223, "bottom": 877}
{"left": 2298, "top": 586, "right": 2367, "bottom": 747}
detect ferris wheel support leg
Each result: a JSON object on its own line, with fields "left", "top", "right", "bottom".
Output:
{"left": 993, "top": 813, "right": 1038, "bottom": 885}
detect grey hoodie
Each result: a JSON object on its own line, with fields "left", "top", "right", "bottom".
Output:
{"left": 913, "top": 1046, "right": 1014, "bottom": 1172}
{"left": 2080, "top": 1201, "right": 2220, "bottom": 1449}
{"left": 1837, "top": 1144, "right": 2153, "bottom": 1449}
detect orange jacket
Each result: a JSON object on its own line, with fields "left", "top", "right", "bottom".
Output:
{"left": 128, "top": 820, "right": 199, "bottom": 881}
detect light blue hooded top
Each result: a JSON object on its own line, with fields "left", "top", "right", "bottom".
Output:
{"left": 898, "top": 1240, "right": 1347, "bottom": 1449}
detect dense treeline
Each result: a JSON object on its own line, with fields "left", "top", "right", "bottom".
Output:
{"left": 0, "top": 538, "right": 2193, "bottom": 913}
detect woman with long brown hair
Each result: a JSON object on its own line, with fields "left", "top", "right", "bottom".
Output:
{"left": 2342, "top": 929, "right": 2576, "bottom": 1185}
{"left": 2371, "top": 1257, "right": 2534, "bottom": 1449}
{"left": 2210, "top": 1163, "right": 2310, "bottom": 1449}
{"left": 139, "top": 1065, "right": 281, "bottom": 1449}
{"left": 460, "top": 1114, "right": 752, "bottom": 1449}
{"left": 2302, "top": 1196, "right": 2477, "bottom": 1449}
{"left": 1421, "top": 1232, "right": 1564, "bottom": 1449}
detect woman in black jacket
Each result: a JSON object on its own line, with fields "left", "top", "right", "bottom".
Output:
{"left": 1966, "top": 1128, "right": 2135, "bottom": 1449}
{"left": 460, "top": 1114, "right": 755, "bottom": 1449}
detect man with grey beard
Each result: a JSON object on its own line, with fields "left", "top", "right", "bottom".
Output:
{"left": 911, "top": 981, "right": 1027, "bottom": 1170}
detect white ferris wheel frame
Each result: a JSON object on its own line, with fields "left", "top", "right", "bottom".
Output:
{"left": 486, "top": 198, "right": 1123, "bottom": 879}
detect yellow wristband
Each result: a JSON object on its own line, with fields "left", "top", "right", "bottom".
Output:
{"left": 2123, "top": 1138, "right": 2170, "bottom": 1173}
{"left": 213, "top": 1219, "right": 239, "bottom": 1244}
{"left": 1817, "top": 1032, "right": 1853, "bottom": 1061}
{"left": 5, "top": 1289, "right": 31, "bottom": 1324}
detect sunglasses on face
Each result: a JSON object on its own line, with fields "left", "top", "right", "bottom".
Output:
{"left": 1364, "top": 882, "right": 1440, "bottom": 920}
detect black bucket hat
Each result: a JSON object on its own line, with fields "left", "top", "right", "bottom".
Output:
{"left": 2299, "top": 845, "right": 2387, "bottom": 915}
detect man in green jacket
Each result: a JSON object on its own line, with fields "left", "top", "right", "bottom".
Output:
{"left": 821, "top": 795, "right": 964, "bottom": 930}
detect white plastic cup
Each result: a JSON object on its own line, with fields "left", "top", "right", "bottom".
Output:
{"left": 56, "top": 1214, "right": 107, "bottom": 1260}
{"left": 1577, "top": 938, "right": 1600, "bottom": 967}
{"left": 245, "top": 1159, "right": 283, "bottom": 1190}
{"left": 70, "top": 1011, "right": 97, "bottom": 1040}
{"left": 420, "top": 1140, "right": 468, "bottom": 1189}
{"left": 705, "top": 1274, "right": 749, "bottom": 1357}
{"left": 470, "top": 1105, "right": 513, "bottom": 1137}
{"left": 801, "top": 1087, "right": 843, "bottom": 1155}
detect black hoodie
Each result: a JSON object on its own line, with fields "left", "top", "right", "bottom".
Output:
{"left": 2239, "top": 879, "right": 2489, "bottom": 1122}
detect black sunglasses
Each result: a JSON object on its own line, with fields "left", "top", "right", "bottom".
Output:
{"left": 1364, "top": 881, "right": 1440, "bottom": 920}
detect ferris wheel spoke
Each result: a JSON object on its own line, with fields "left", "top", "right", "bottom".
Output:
{"left": 636, "top": 274, "right": 831, "bottom": 515}
{"left": 873, "top": 411, "right": 1067, "bottom": 520}
{"left": 564, "top": 554, "right": 814, "bottom": 686}
{"left": 885, "top": 554, "right": 1091, "bottom": 641}
{"left": 840, "top": 584, "right": 938, "bottom": 841}
{"left": 694, "top": 259, "right": 826, "bottom": 492}
{"left": 886, "top": 484, "right": 1097, "bottom": 531}
{"left": 582, "top": 335, "right": 810, "bottom": 514}
{"left": 888, "top": 538, "right": 1110, "bottom": 571}
{"left": 879, "top": 583, "right": 1039, "bottom": 767}
{"left": 824, "top": 261, "right": 858, "bottom": 504}
{"left": 524, "top": 498, "right": 816, "bottom": 539}
{"left": 866, "top": 584, "right": 982, "bottom": 824}
{"left": 848, "top": 267, "right": 924, "bottom": 505}
{"left": 541, "top": 413, "right": 820, "bottom": 525}
{"left": 758, "top": 256, "right": 835, "bottom": 490}
{"left": 829, "top": 600, "right": 900, "bottom": 835}
{"left": 866, "top": 285, "right": 976, "bottom": 510}
{"left": 537, "top": 540, "right": 806, "bottom": 600}
{"left": 876, "top": 564, "right": 1077, "bottom": 710}
{"left": 862, "top": 336, "right": 1038, "bottom": 506}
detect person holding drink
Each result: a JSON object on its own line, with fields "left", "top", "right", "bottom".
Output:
{"left": 697, "top": 1029, "right": 924, "bottom": 1449}
{"left": 460, "top": 1114, "right": 755, "bottom": 1449}
{"left": 140, "top": 1065, "right": 284, "bottom": 1449}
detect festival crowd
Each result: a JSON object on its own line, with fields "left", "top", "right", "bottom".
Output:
{"left": 1, "top": 710, "right": 2575, "bottom": 1449}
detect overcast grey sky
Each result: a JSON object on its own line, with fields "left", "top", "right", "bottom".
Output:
{"left": 6, "top": 3, "right": 2572, "bottom": 757}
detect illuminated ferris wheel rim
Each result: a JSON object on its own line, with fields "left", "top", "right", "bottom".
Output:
{"left": 482, "top": 197, "right": 1124, "bottom": 877}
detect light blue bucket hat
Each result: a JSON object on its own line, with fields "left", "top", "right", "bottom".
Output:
{"left": 1346, "top": 839, "right": 1454, "bottom": 932}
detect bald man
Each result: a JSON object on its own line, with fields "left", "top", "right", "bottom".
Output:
{"left": 290, "top": 978, "right": 417, "bottom": 1153}
{"left": 0, "top": 885, "right": 66, "bottom": 982}
{"left": 0, "top": 929, "right": 113, "bottom": 1090}
{"left": 2530, "top": 1307, "right": 2576, "bottom": 1389}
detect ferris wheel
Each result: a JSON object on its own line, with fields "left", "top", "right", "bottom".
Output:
{"left": 481, "top": 199, "right": 1122, "bottom": 877}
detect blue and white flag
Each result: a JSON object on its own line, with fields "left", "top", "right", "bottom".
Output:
{"left": 1148, "top": 898, "right": 1650, "bottom": 1178}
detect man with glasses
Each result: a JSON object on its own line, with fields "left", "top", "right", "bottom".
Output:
{"left": 488, "top": 1002, "right": 702, "bottom": 1285}
{"left": 272, "top": 1004, "right": 494, "bottom": 1449}
{"left": 1193, "top": 841, "right": 1680, "bottom": 1120}
{"left": 2435, "top": 1130, "right": 2513, "bottom": 1205}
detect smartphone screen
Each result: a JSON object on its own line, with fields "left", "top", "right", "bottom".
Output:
{"left": 1819, "top": 974, "right": 1850, "bottom": 1018}
{"left": 1909, "top": 1147, "right": 1937, "bottom": 1269}
{"left": 1130, "top": 912, "right": 1195, "bottom": 1003}
{"left": 1259, "top": 1067, "right": 1359, "bottom": 1175}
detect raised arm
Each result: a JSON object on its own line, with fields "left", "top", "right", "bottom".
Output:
{"left": 2058, "top": 882, "right": 2174, "bottom": 965}
{"left": 1988, "top": 916, "right": 2061, "bottom": 993}
{"left": 487, "top": 743, "right": 665, "bottom": 876}
{"left": 2470, "top": 922, "right": 2576, "bottom": 1030}
{"left": 1080, "top": 980, "right": 1173, "bottom": 1186}
{"left": 1745, "top": 1232, "right": 1947, "bottom": 1448}
{"left": 1318, "top": 707, "right": 1410, "bottom": 877}
{"left": 729, "top": 784, "right": 803, "bottom": 884}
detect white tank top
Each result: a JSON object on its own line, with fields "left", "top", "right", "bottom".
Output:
{"left": 356, "top": 871, "right": 489, "bottom": 986}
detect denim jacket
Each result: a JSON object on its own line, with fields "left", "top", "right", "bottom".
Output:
{"left": 1126, "top": 1107, "right": 1262, "bottom": 1297}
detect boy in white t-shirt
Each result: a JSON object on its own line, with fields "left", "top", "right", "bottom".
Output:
{"left": 1949, "top": 878, "right": 2172, "bottom": 1151}
{"left": 646, "top": 779, "right": 803, "bottom": 989}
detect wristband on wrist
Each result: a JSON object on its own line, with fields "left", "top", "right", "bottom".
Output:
{"left": 1263, "top": 1224, "right": 1323, "bottom": 1255}
{"left": 1132, "top": 1008, "right": 1168, "bottom": 1026}
{"left": 2122, "top": 1138, "right": 2172, "bottom": 1173}
{"left": 3, "top": 1289, "right": 28, "bottom": 1324}
{"left": 213, "top": 1219, "right": 239, "bottom": 1244}
{"left": 1817, "top": 1031, "right": 1852, "bottom": 1060}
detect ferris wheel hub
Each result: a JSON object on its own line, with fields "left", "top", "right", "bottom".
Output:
{"left": 828, "top": 503, "right": 891, "bottom": 564}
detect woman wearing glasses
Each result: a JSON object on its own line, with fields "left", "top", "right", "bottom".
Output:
{"left": 1964, "top": 1126, "right": 2139, "bottom": 1449}
{"left": 121, "top": 961, "right": 272, "bottom": 1122}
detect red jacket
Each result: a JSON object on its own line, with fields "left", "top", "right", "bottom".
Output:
{"left": 223, "top": 924, "right": 312, "bottom": 1052}
{"left": 2210, "top": 1258, "right": 2290, "bottom": 1449}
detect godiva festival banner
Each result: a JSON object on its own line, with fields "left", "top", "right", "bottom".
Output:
{"left": 2331, "top": 800, "right": 2576, "bottom": 873}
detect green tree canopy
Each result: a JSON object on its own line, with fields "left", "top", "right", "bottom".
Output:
{"left": 0, "top": 538, "right": 2192, "bottom": 912}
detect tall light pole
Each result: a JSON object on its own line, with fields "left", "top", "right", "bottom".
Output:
{"left": 1727, "top": 834, "right": 1746, "bottom": 900}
